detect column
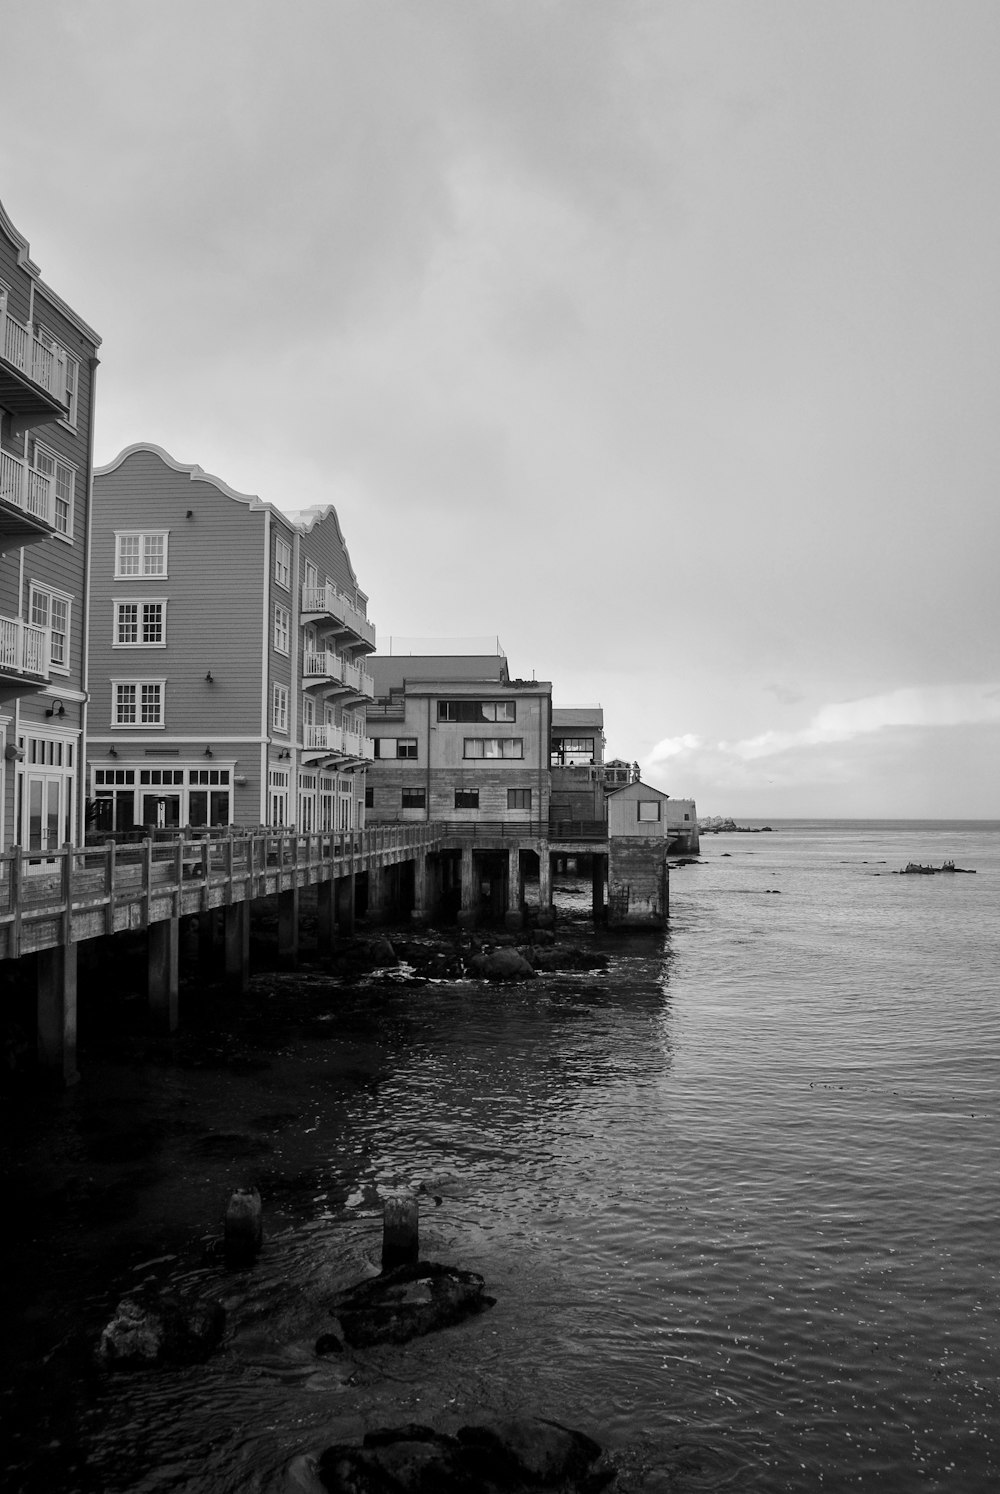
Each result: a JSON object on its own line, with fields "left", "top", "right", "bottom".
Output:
{"left": 592, "top": 854, "right": 606, "bottom": 923}
{"left": 224, "top": 900, "right": 250, "bottom": 993}
{"left": 537, "top": 845, "right": 554, "bottom": 926}
{"left": 458, "top": 845, "right": 478, "bottom": 927}
{"left": 316, "top": 877, "right": 336, "bottom": 955}
{"left": 505, "top": 846, "right": 524, "bottom": 930}
{"left": 36, "top": 943, "right": 79, "bottom": 1086}
{"left": 278, "top": 886, "right": 299, "bottom": 966}
{"left": 148, "top": 917, "right": 180, "bottom": 1031}
{"left": 335, "top": 873, "right": 356, "bottom": 936}
{"left": 367, "top": 864, "right": 388, "bottom": 924}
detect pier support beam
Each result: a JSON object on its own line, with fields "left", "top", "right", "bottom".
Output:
{"left": 335, "top": 874, "right": 356, "bottom": 937}
{"left": 367, "top": 864, "right": 388, "bottom": 924}
{"left": 316, "top": 878, "right": 336, "bottom": 955}
{"left": 148, "top": 917, "right": 180, "bottom": 1032}
{"left": 36, "top": 943, "right": 79, "bottom": 1085}
{"left": 224, "top": 900, "right": 250, "bottom": 993}
{"left": 278, "top": 887, "right": 299, "bottom": 967}
{"left": 505, "top": 847, "right": 524, "bottom": 930}
{"left": 592, "top": 854, "right": 606, "bottom": 923}
{"left": 411, "top": 854, "right": 431, "bottom": 924}
{"left": 458, "top": 845, "right": 478, "bottom": 928}
{"left": 537, "top": 847, "right": 554, "bottom": 927}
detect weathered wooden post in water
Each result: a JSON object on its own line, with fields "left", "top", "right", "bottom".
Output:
{"left": 224, "top": 1186, "right": 263, "bottom": 1266}
{"left": 381, "top": 1191, "right": 419, "bottom": 1272}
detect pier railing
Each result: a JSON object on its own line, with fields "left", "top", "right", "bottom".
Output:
{"left": 0, "top": 824, "right": 444, "bottom": 960}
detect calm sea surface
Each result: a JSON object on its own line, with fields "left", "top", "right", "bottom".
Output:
{"left": 3, "top": 820, "right": 998, "bottom": 1492}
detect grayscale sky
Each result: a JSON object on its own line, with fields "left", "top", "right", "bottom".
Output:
{"left": 4, "top": 0, "right": 998, "bottom": 818}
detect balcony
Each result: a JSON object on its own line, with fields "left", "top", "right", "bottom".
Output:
{"left": 0, "top": 613, "right": 51, "bottom": 698}
{"left": 302, "top": 722, "right": 375, "bottom": 764}
{"left": 300, "top": 583, "right": 376, "bottom": 651}
{"left": 0, "top": 298, "right": 70, "bottom": 432}
{"left": 0, "top": 449, "right": 58, "bottom": 547}
{"left": 301, "top": 650, "right": 375, "bottom": 701}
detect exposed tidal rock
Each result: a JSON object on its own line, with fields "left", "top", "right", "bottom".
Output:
{"left": 316, "top": 1417, "right": 615, "bottom": 1493}
{"left": 329, "top": 1260, "right": 495, "bottom": 1347}
{"left": 468, "top": 948, "right": 536, "bottom": 982}
{"left": 96, "top": 1286, "right": 225, "bottom": 1369}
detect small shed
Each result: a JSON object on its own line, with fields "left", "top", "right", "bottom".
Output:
{"left": 606, "top": 780, "right": 671, "bottom": 840}
{"left": 605, "top": 780, "right": 671, "bottom": 927}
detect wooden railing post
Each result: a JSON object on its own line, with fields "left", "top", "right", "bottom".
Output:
{"left": 142, "top": 838, "right": 153, "bottom": 927}
{"left": 10, "top": 845, "right": 23, "bottom": 959}
{"left": 104, "top": 838, "right": 116, "bottom": 935}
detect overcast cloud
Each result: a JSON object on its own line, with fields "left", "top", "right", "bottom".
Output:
{"left": 4, "top": 0, "right": 998, "bottom": 817}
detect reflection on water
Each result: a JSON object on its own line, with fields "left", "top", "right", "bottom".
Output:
{"left": 3, "top": 830, "right": 1000, "bottom": 1493}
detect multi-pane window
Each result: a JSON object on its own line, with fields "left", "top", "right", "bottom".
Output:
{"left": 114, "top": 600, "right": 165, "bottom": 646}
{"left": 507, "top": 789, "right": 532, "bottom": 810}
{"left": 438, "top": 699, "right": 516, "bottom": 723}
{"left": 115, "top": 532, "right": 167, "bottom": 577}
{"left": 373, "top": 737, "right": 417, "bottom": 759}
{"left": 454, "top": 789, "right": 479, "bottom": 809}
{"left": 463, "top": 738, "right": 523, "bottom": 759}
{"left": 272, "top": 683, "right": 289, "bottom": 732}
{"left": 273, "top": 603, "right": 290, "bottom": 654}
{"left": 32, "top": 445, "right": 76, "bottom": 538}
{"left": 29, "top": 585, "right": 70, "bottom": 672}
{"left": 401, "top": 788, "right": 426, "bottom": 809}
{"left": 274, "top": 536, "right": 291, "bottom": 589}
{"left": 114, "top": 681, "right": 164, "bottom": 726}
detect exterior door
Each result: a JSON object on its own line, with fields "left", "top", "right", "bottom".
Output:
{"left": 25, "top": 773, "right": 62, "bottom": 857}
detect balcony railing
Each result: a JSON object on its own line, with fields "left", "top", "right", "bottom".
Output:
{"left": 303, "top": 723, "right": 375, "bottom": 760}
{"left": 0, "top": 297, "right": 69, "bottom": 405}
{"left": 300, "top": 583, "right": 376, "bottom": 649}
{"left": 0, "top": 449, "right": 57, "bottom": 530}
{"left": 0, "top": 613, "right": 50, "bottom": 680}
{"left": 301, "top": 650, "right": 375, "bottom": 698}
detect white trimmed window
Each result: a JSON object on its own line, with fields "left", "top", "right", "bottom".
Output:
{"left": 273, "top": 603, "right": 290, "bottom": 654}
{"left": 274, "top": 536, "right": 291, "bottom": 589}
{"left": 114, "top": 599, "right": 166, "bottom": 646}
{"left": 114, "top": 680, "right": 164, "bottom": 727}
{"left": 115, "top": 531, "right": 168, "bottom": 578}
{"left": 29, "top": 584, "right": 71, "bottom": 673}
{"left": 31, "top": 444, "right": 76, "bottom": 538}
{"left": 272, "top": 682, "right": 289, "bottom": 732}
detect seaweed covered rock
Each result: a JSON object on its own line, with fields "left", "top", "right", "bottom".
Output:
{"left": 468, "top": 948, "right": 536, "bottom": 982}
{"left": 96, "top": 1286, "right": 225, "bottom": 1369}
{"left": 329, "top": 1260, "right": 495, "bottom": 1347}
{"left": 316, "top": 1417, "right": 615, "bottom": 1493}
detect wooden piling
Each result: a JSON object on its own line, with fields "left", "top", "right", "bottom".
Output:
{"left": 381, "top": 1191, "right": 419, "bottom": 1273}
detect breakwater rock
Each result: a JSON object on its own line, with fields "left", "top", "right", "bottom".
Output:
{"left": 96, "top": 1286, "right": 225, "bottom": 1369}
{"left": 315, "top": 1416, "right": 615, "bottom": 1494}
{"left": 333, "top": 933, "right": 609, "bottom": 984}
{"left": 327, "top": 1260, "right": 496, "bottom": 1348}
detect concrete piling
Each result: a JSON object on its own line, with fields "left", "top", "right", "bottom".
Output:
{"left": 381, "top": 1191, "right": 419, "bottom": 1273}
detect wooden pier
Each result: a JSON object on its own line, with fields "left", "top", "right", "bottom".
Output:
{"left": 0, "top": 825, "right": 445, "bottom": 1085}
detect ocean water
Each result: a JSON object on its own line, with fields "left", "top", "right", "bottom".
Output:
{"left": 3, "top": 820, "right": 998, "bottom": 1493}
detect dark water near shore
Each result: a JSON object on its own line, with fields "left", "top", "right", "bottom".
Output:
{"left": 2, "top": 820, "right": 999, "bottom": 1492}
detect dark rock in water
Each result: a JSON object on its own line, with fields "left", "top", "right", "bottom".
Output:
{"left": 96, "top": 1286, "right": 225, "bottom": 1369}
{"left": 468, "top": 948, "right": 536, "bottom": 982}
{"left": 314, "top": 1332, "right": 344, "bottom": 1355}
{"left": 329, "top": 1260, "right": 495, "bottom": 1347}
{"left": 316, "top": 1416, "right": 614, "bottom": 1493}
{"left": 366, "top": 936, "right": 398, "bottom": 966}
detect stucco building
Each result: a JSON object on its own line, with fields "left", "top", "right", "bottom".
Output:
{"left": 0, "top": 200, "right": 100, "bottom": 856}
{"left": 88, "top": 445, "right": 374, "bottom": 833}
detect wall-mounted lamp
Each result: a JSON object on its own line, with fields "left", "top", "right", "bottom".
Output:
{"left": 205, "top": 671, "right": 214, "bottom": 683}
{"left": 277, "top": 748, "right": 291, "bottom": 760}
{"left": 45, "top": 699, "right": 66, "bottom": 719}
{"left": 4, "top": 743, "right": 23, "bottom": 761}
{"left": 204, "top": 746, "right": 214, "bottom": 758}
{"left": 108, "top": 746, "right": 119, "bottom": 758}
{"left": 234, "top": 774, "right": 248, "bottom": 786}
{"left": 186, "top": 510, "right": 194, "bottom": 518}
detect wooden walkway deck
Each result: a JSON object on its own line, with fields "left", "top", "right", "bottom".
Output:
{"left": 0, "top": 825, "right": 445, "bottom": 960}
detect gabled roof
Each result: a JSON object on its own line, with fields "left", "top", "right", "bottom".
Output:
{"left": 0, "top": 197, "right": 101, "bottom": 346}
{"left": 606, "top": 779, "right": 671, "bottom": 801}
